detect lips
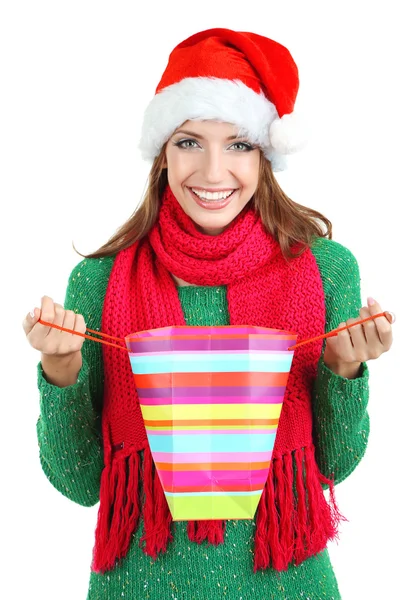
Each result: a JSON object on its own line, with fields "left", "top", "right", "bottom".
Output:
{"left": 187, "top": 186, "right": 237, "bottom": 210}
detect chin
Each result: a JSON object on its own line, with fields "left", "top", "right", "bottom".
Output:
{"left": 191, "top": 211, "right": 240, "bottom": 235}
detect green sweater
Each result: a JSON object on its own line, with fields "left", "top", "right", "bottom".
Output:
{"left": 36, "top": 236, "right": 370, "bottom": 600}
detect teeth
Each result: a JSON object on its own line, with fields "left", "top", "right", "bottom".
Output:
{"left": 190, "top": 188, "right": 235, "bottom": 201}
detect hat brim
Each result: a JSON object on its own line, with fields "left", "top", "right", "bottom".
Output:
{"left": 138, "top": 77, "right": 289, "bottom": 172}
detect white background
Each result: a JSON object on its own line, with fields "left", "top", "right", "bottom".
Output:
{"left": 2, "top": 1, "right": 399, "bottom": 599}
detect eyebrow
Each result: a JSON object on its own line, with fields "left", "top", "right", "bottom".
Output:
{"left": 173, "top": 129, "right": 243, "bottom": 141}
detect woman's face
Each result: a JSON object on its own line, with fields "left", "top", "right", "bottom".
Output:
{"left": 163, "top": 120, "right": 261, "bottom": 235}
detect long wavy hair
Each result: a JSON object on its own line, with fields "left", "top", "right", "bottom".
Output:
{"left": 74, "top": 144, "right": 332, "bottom": 262}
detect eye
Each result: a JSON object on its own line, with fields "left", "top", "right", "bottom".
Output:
{"left": 173, "top": 139, "right": 200, "bottom": 149}
{"left": 230, "top": 142, "right": 254, "bottom": 151}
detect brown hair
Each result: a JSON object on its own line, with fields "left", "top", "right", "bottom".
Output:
{"left": 74, "top": 145, "right": 332, "bottom": 262}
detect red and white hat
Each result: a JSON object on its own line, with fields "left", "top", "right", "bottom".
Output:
{"left": 139, "top": 28, "right": 308, "bottom": 172}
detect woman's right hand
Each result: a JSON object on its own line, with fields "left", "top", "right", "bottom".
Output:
{"left": 23, "top": 296, "right": 87, "bottom": 387}
{"left": 22, "top": 295, "right": 86, "bottom": 358}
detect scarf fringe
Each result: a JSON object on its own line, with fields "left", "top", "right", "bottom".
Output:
{"left": 139, "top": 445, "right": 174, "bottom": 559}
{"left": 92, "top": 449, "right": 141, "bottom": 573}
{"left": 253, "top": 445, "right": 343, "bottom": 572}
{"left": 92, "top": 444, "right": 342, "bottom": 574}
{"left": 187, "top": 519, "right": 226, "bottom": 545}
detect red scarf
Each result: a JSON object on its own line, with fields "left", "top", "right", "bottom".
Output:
{"left": 92, "top": 184, "right": 341, "bottom": 573}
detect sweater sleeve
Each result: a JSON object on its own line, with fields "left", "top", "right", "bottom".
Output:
{"left": 35, "top": 256, "right": 114, "bottom": 507}
{"left": 310, "top": 238, "right": 370, "bottom": 486}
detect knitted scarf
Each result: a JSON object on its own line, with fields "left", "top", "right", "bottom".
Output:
{"left": 92, "top": 184, "right": 341, "bottom": 574}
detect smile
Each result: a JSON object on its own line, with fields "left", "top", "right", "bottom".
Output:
{"left": 187, "top": 187, "right": 238, "bottom": 210}
{"left": 189, "top": 187, "right": 237, "bottom": 200}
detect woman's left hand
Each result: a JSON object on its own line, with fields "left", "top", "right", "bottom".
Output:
{"left": 323, "top": 297, "right": 395, "bottom": 378}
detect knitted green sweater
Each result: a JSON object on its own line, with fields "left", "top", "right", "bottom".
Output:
{"left": 36, "top": 236, "right": 369, "bottom": 600}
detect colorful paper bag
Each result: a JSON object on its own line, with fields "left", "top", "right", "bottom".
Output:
{"left": 125, "top": 325, "right": 297, "bottom": 521}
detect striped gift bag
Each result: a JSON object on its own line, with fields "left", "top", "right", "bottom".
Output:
{"left": 125, "top": 325, "right": 297, "bottom": 521}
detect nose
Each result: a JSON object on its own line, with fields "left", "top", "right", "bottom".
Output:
{"left": 200, "top": 147, "right": 228, "bottom": 183}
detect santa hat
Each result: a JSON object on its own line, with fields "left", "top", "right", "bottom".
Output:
{"left": 139, "top": 28, "right": 308, "bottom": 172}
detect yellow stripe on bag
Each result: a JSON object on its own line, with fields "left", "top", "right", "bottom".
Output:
{"left": 140, "top": 403, "right": 282, "bottom": 421}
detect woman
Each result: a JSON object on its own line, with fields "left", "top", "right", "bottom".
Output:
{"left": 23, "top": 28, "right": 393, "bottom": 599}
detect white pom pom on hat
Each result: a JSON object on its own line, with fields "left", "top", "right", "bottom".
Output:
{"left": 139, "top": 28, "right": 309, "bottom": 172}
{"left": 269, "top": 112, "right": 309, "bottom": 155}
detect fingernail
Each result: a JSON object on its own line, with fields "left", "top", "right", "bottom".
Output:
{"left": 367, "top": 297, "right": 376, "bottom": 306}
{"left": 388, "top": 311, "right": 396, "bottom": 323}
{"left": 30, "top": 308, "right": 36, "bottom": 318}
